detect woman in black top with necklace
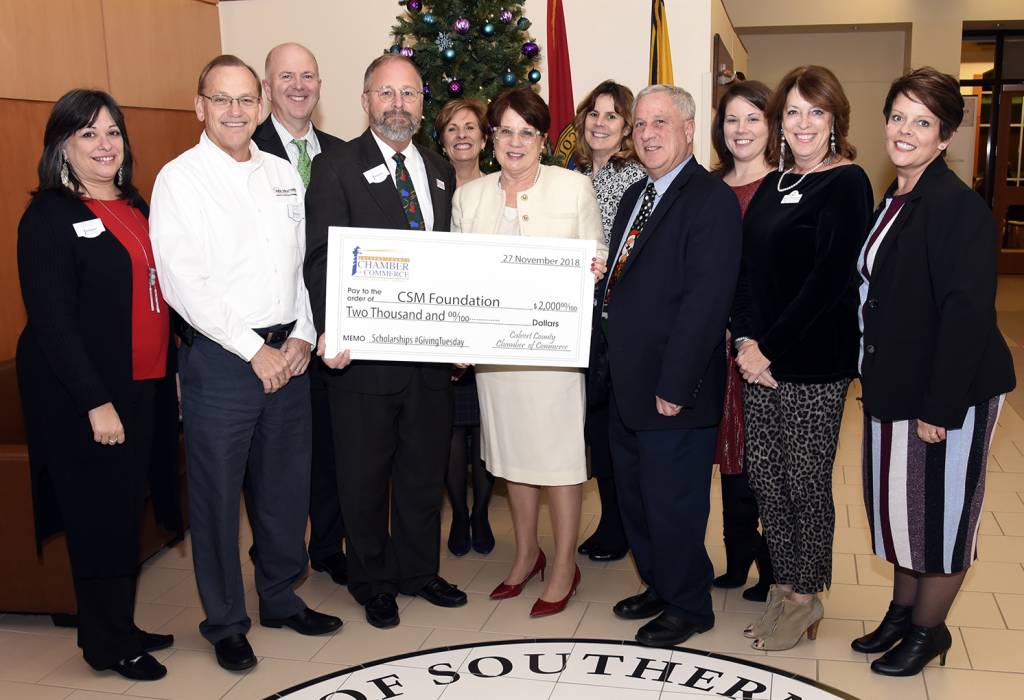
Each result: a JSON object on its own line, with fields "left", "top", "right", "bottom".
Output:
{"left": 732, "top": 65, "right": 873, "bottom": 651}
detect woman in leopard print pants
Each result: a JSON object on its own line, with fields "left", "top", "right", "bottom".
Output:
{"left": 731, "top": 66, "right": 873, "bottom": 652}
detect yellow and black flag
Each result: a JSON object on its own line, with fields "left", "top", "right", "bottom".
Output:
{"left": 649, "top": 0, "right": 674, "bottom": 85}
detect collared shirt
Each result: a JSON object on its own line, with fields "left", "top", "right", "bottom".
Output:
{"left": 370, "top": 129, "right": 435, "bottom": 231}
{"left": 149, "top": 131, "right": 315, "bottom": 361}
{"left": 609, "top": 155, "right": 693, "bottom": 268}
{"left": 270, "top": 113, "right": 322, "bottom": 169}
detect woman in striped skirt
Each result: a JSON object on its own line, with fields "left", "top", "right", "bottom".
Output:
{"left": 855, "top": 67, "right": 1015, "bottom": 676}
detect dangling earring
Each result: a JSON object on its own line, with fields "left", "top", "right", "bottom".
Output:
{"left": 829, "top": 122, "right": 837, "bottom": 161}
{"left": 60, "top": 152, "right": 71, "bottom": 189}
{"left": 777, "top": 128, "right": 786, "bottom": 173}
{"left": 116, "top": 166, "right": 124, "bottom": 187}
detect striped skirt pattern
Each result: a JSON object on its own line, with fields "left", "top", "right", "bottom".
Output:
{"left": 862, "top": 395, "right": 1003, "bottom": 574}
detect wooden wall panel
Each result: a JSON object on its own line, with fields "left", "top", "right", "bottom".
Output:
{"left": 0, "top": 0, "right": 109, "bottom": 101}
{"left": 0, "top": 99, "right": 204, "bottom": 362}
{"left": 102, "top": 0, "right": 222, "bottom": 110}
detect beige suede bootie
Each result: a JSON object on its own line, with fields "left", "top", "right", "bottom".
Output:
{"left": 743, "top": 584, "right": 786, "bottom": 639}
{"left": 753, "top": 595, "right": 824, "bottom": 651}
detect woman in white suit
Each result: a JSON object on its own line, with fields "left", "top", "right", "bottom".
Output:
{"left": 452, "top": 88, "right": 607, "bottom": 617}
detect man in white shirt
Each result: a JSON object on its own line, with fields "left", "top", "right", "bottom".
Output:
{"left": 250, "top": 42, "right": 349, "bottom": 589}
{"left": 150, "top": 54, "right": 341, "bottom": 673}
{"left": 304, "top": 54, "right": 464, "bottom": 629}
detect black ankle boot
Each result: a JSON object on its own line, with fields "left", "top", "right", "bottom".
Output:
{"left": 447, "top": 513, "right": 471, "bottom": 557}
{"left": 852, "top": 602, "right": 913, "bottom": 653}
{"left": 870, "top": 623, "right": 952, "bottom": 676}
{"left": 741, "top": 540, "right": 774, "bottom": 601}
{"left": 713, "top": 540, "right": 756, "bottom": 589}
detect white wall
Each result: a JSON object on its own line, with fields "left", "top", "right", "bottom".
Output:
{"left": 218, "top": 0, "right": 742, "bottom": 165}
{"left": 742, "top": 30, "right": 907, "bottom": 200}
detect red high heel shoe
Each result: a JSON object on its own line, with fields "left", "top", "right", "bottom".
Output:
{"left": 490, "top": 550, "right": 546, "bottom": 600}
{"left": 530, "top": 565, "right": 581, "bottom": 617}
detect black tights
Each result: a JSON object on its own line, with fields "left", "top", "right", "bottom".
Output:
{"left": 892, "top": 565, "right": 968, "bottom": 627}
{"left": 446, "top": 426, "right": 493, "bottom": 530}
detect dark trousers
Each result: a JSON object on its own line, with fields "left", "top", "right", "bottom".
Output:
{"left": 179, "top": 337, "right": 310, "bottom": 643}
{"left": 328, "top": 370, "right": 452, "bottom": 602}
{"left": 73, "top": 575, "right": 140, "bottom": 669}
{"left": 720, "top": 470, "right": 769, "bottom": 574}
{"left": 609, "top": 394, "right": 717, "bottom": 627}
{"left": 584, "top": 402, "right": 628, "bottom": 551}
{"left": 308, "top": 358, "right": 346, "bottom": 562}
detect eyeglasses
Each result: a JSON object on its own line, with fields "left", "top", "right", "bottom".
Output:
{"left": 492, "top": 126, "right": 541, "bottom": 144}
{"left": 200, "top": 93, "right": 260, "bottom": 109}
{"left": 365, "top": 87, "right": 423, "bottom": 102}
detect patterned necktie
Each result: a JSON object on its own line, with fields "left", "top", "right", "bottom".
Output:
{"left": 291, "top": 139, "right": 311, "bottom": 187}
{"left": 392, "top": 152, "right": 424, "bottom": 231}
{"left": 605, "top": 182, "right": 658, "bottom": 306}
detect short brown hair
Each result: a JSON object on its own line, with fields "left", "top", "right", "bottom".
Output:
{"left": 434, "top": 97, "right": 487, "bottom": 145}
{"left": 712, "top": 79, "right": 772, "bottom": 175}
{"left": 487, "top": 88, "right": 550, "bottom": 135}
{"left": 766, "top": 65, "right": 856, "bottom": 167}
{"left": 571, "top": 80, "right": 638, "bottom": 171}
{"left": 197, "top": 54, "right": 262, "bottom": 99}
{"left": 883, "top": 67, "right": 964, "bottom": 141}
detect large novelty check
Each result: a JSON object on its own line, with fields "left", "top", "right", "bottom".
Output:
{"left": 324, "top": 227, "right": 597, "bottom": 367}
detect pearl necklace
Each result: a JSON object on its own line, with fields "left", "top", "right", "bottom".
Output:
{"left": 497, "top": 164, "right": 542, "bottom": 194}
{"left": 776, "top": 157, "right": 830, "bottom": 193}
{"left": 91, "top": 198, "right": 162, "bottom": 313}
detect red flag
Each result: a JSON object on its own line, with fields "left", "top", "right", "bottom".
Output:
{"left": 546, "top": 0, "right": 574, "bottom": 143}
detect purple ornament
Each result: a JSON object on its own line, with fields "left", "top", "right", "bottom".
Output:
{"left": 454, "top": 17, "right": 471, "bottom": 34}
{"left": 499, "top": 9, "right": 514, "bottom": 24}
{"left": 422, "top": 82, "right": 431, "bottom": 97}
{"left": 447, "top": 79, "right": 463, "bottom": 96}
{"left": 521, "top": 41, "right": 539, "bottom": 58}
{"left": 407, "top": 0, "right": 422, "bottom": 12}
{"left": 400, "top": 46, "right": 415, "bottom": 58}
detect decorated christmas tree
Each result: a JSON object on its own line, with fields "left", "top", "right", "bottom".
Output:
{"left": 389, "top": 0, "right": 542, "bottom": 156}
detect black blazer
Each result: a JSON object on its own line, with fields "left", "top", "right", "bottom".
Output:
{"left": 595, "top": 158, "right": 742, "bottom": 430}
{"left": 304, "top": 128, "right": 455, "bottom": 394}
{"left": 860, "top": 157, "right": 1015, "bottom": 428}
{"left": 252, "top": 116, "right": 345, "bottom": 163}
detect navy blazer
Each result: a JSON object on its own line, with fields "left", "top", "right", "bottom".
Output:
{"left": 596, "top": 158, "right": 742, "bottom": 430}
{"left": 252, "top": 116, "right": 345, "bottom": 163}
{"left": 303, "top": 128, "right": 455, "bottom": 394}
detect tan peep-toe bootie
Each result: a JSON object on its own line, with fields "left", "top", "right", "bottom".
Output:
{"left": 753, "top": 596, "right": 824, "bottom": 651}
{"left": 743, "top": 584, "right": 786, "bottom": 639}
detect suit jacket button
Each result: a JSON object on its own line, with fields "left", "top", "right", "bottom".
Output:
{"left": 867, "top": 299, "right": 878, "bottom": 309}
{"left": 522, "top": 214, "right": 529, "bottom": 222}
{"left": 865, "top": 344, "right": 876, "bottom": 354}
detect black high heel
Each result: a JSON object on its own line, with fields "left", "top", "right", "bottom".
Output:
{"left": 852, "top": 602, "right": 912, "bottom": 654}
{"left": 870, "top": 623, "right": 952, "bottom": 676}
{"left": 470, "top": 512, "right": 495, "bottom": 554}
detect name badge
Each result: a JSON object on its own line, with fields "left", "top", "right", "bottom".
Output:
{"left": 363, "top": 164, "right": 390, "bottom": 184}
{"left": 780, "top": 190, "right": 803, "bottom": 205}
{"left": 435, "top": 179, "right": 446, "bottom": 191}
{"left": 73, "top": 218, "right": 105, "bottom": 238}
{"left": 287, "top": 203, "right": 304, "bottom": 222}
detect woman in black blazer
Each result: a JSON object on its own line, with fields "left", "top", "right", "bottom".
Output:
{"left": 853, "top": 67, "right": 1015, "bottom": 676}
{"left": 16, "top": 90, "right": 174, "bottom": 681}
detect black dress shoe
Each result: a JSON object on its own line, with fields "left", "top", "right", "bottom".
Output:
{"left": 635, "top": 613, "right": 712, "bottom": 647}
{"left": 870, "top": 623, "right": 951, "bottom": 676}
{"left": 311, "top": 552, "right": 348, "bottom": 586}
{"left": 613, "top": 588, "right": 667, "bottom": 620}
{"left": 415, "top": 576, "right": 468, "bottom": 607}
{"left": 108, "top": 653, "right": 167, "bottom": 681}
{"left": 577, "top": 536, "right": 599, "bottom": 556}
{"left": 261, "top": 607, "right": 342, "bottom": 635}
{"left": 214, "top": 634, "right": 257, "bottom": 671}
{"left": 138, "top": 630, "right": 174, "bottom": 652}
{"left": 852, "top": 602, "right": 912, "bottom": 654}
{"left": 588, "top": 544, "right": 628, "bottom": 562}
{"left": 365, "top": 593, "right": 400, "bottom": 629}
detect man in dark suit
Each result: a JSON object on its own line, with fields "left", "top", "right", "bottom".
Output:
{"left": 303, "top": 54, "right": 465, "bottom": 629}
{"left": 249, "top": 42, "right": 348, "bottom": 588}
{"left": 598, "top": 84, "right": 742, "bottom": 647}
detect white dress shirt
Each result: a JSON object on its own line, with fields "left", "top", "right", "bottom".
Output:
{"left": 149, "top": 131, "right": 316, "bottom": 361}
{"left": 270, "top": 113, "right": 322, "bottom": 168}
{"left": 369, "top": 130, "right": 435, "bottom": 231}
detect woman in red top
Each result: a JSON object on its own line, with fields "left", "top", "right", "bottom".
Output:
{"left": 16, "top": 89, "right": 173, "bottom": 681}
{"left": 709, "top": 79, "right": 775, "bottom": 602}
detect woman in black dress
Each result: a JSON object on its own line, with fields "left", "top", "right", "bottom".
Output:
{"left": 16, "top": 90, "right": 174, "bottom": 681}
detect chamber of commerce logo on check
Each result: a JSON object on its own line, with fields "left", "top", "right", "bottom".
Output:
{"left": 351, "top": 246, "right": 411, "bottom": 280}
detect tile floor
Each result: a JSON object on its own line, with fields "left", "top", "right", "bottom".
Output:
{"left": 4, "top": 278, "right": 1024, "bottom": 699}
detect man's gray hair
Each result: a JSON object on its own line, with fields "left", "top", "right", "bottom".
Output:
{"left": 362, "top": 54, "right": 422, "bottom": 92}
{"left": 634, "top": 84, "right": 696, "bottom": 121}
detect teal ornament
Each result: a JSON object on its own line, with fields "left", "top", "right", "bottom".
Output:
{"left": 389, "top": 44, "right": 402, "bottom": 54}
{"left": 423, "top": 12, "right": 435, "bottom": 24}
{"left": 482, "top": 23, "right": 495, "bottom": 37}
{"left": 528, "top": 69, "right": 541, "bottom": 83}
{"left": 443, "top": 47, "right": 457, "bottom": 61}
{"left": 517, "top": 17, "right": 531, "bottom": 30}
{"left": 502, "top": 70, "right": 516, "bottom": 87}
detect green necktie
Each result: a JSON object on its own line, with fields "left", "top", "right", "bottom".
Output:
{"left": 292, "top": 138, "right": 311, "bottom": 187}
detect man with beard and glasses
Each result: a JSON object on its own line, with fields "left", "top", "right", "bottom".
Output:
{"left": 303, "top": 53, "right": 464, "bottom": 629}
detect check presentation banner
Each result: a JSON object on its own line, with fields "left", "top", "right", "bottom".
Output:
{"left": 324, "top": 227, "right": 597, "bottom": 367}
